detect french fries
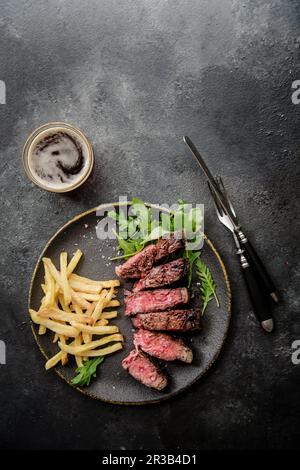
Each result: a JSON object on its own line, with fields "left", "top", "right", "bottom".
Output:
{"left": 67, "top": 249, "right": 83, "bottom": 277}
{"left": 58, "top": 334, "right": 123, "bottom": 354}
{"left": 30, "top": 309, "right": 79, "bottom": 337}
{"left": 29, "top": 249, "right": 123, "bottom": 379}
{"left": 79, "top": 343, "right": 123, "bottom": 357}
{"left": 39, "top": 307, "right": 93, "bottom": 324}
{"left": 60, "top": 252, "right": 72, "bottom": 306}
{"left": 70, "top": 273, "right": 120, "bottom": 288}
{"left": 69, "top": 279, "right": 101, "bottom": 294}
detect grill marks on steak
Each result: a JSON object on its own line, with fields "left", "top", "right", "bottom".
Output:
{"left": 115, "top": 232, "right": 185, "bottom": 279}
{"left": 154, "top": 232, "right": 185, "bottom": 261}
{"left": 122, "top": 349, "right": 167, "bottom": 390}
{"left": 134, "top": 329, "right": 193, "bottom": 363}
{"left": 115, "top": 244, "right": 157, "bottom": 279}
{"left": 116, "top": 232, "right": 201, "bottom": 391}
{"left": 133, "top": 258, "right": 188, "bottom": 292}
{"left": 124, "top": 288, "right": 189, "bottom": 316}
{"left": 132, "top": 309, "right": 202, "bottom": 332}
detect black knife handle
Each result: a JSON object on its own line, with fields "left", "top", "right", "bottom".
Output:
{"left": 237, "top": 231, "right": 279, "bottom": 303}
{"left": 240, "top": 257, "right": 273, "bottom": 324}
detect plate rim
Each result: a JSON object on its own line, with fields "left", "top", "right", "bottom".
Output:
{"left": 28, "top": 202, "right": 232, "bottom": 405}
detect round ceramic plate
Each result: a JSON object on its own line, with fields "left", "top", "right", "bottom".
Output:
{"left": 29, "top": 203, "right": 231, "bottom": 405}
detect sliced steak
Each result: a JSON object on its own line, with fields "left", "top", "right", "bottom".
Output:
{"left": 115, "top": 232, "right": 185, "bottom": 279}
{"left": 155, "top": 231, "right": 185, "bottom": 261}
{"left": 132, "top": 308, "right": 202, "bottom": 332}
{"left": 133, "top": 258, "right": 188, "bottom": 292}
{"left": 122, "top": 349, "right": 167, "bottom": 390}
{"left": 124, "top": 287, "right": 189, "bottom": 316}
{"left": 134, "top": 329, "right": 193, "bottom": 363}
{"left": 115, "top": 244, "right": 157, "bottom": 279}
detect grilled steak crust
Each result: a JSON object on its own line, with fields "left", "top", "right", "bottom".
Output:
{"left": 155, "top": 231, "right": 185, "bottom": 261}
{"left": 124, "top": 288, "right": 189, "bottom": 316}
{"left": 115, "top": 232, "right": 185, "bottom": 279}
{"left": 122, "top": 349, "right": 167, "bottom": 390}
{"left": 133, "top": 258, "right": 188, "bottom": 292}
{"left": 115, "top": 244, "right": 157, "bottom": 279}
{"left": 134, "top": 329, "right": 193, "bottom": 363}
{"left": 132, "top": 308, "right": 202, "bottom": 331}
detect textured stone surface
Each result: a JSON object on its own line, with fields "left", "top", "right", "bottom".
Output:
{"left": 0, "top": 0, "right": 299, "bottom": 450}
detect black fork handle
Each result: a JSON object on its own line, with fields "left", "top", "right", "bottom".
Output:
{"left": 238, "top": 253, "right": 274, "bottom": 331}
{"left": 237, "top": 231, "right": 279, "bottom": 303}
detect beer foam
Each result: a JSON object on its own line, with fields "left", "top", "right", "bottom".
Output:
{"left": 28, "top": 128, "right": 91, "bottom": 190}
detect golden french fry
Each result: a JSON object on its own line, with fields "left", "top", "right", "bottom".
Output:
{"left": 60, "top": 252, "right": 72, "bottom": 306}
{"left": 106, "top": 299, "right": 120, "bottom": 308}
{"left": 74, "top": 334, "right": 84, "bottom": 368}
{"left": 38, "top": 325, "right": 47, "bottom": 335}
{"left": 71, "top": 323, "right": 119, "bottom": 335}
{"left": 38, "top": 264, "right": 55, "bottom": 337}
{"left": 67, "top": 249, "right": 83, "bottom": 277}
{"left": 58, "top": 294, "right": 72, "bottom": 313}
{"left": 71, "top": 290, "right": 92, "bottom": 310}
{"left": 69, "top": 280, "right": 101, "bottom": 294}
{"left": 73, "top": 304, "right": 83, "bottom": 315}
{"left": 43, "top": 258, "right": 62, "bottom": 285}
{"left": 72, "top": 304, "right": 90, "bottom": 343}
{"left": 59, "top": 335, "right": 68, "bottom": 365}
{"left": 91, "top": 290, "right": 108, "bottom": 323}
{"left": 69, "top": 273, "right": 101, "bottom": 286}
{"left": 78, "top": 293, "right": 103, "bottom": 302}
{"left": 79, "top": 342, "right": 123, "bottom": 357}
{"left": 95, "top": 319, "right": 109, "bottom": 326}
{"left": 99, "top": 280, "right": 120, "bottom": 288}
{"left": 45, "top": 339, "right": 76, "bottom": 370}
{"left": 101, "top": 310, "right": 118, "bottom": 320}
{"left": 38, "top": 307, "right": 93, "bottom": 324}
{"left": 58, "top": 333, "right": 123, "bottom": 354}
{"left": 30, "top": 309, "right": 79, "bottom": 337}
{"left": 45, "top": 350, "right": 63, "bottom": 370}
{"left": 43, "top": 258, "right": 89, "bottom": 310}
{"left": 70, "top": 273, "right": 120, "bottom": 288}
{"left": 53, "top": 333, "right": 59, "bottom": 343}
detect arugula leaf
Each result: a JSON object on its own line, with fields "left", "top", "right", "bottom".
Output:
{"left": 185, "top": 250, "right": 201, "bottom": 288}
{"left": 71, "top": 357, "right": 105, "bottom": 387}
{"left": 108, "top": 198, "right": 203, "bottom": 259}
{"left": 196, "top": 258, "right": 220, "bottom": 314}
{"left": 131, "top": 200, "right": 149, "bottom": 237}
{"left": 114, "top": 230, "right": 139, "bottom": 256}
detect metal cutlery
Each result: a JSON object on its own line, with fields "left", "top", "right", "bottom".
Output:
{"left": 208, "top": 181, "right": 274, "bottom": 332}
{"left": 183, "top": 136, "right": 278, "bottom": 332}
{"left": 183, "top": 136, "right": 279, "bottom": 303}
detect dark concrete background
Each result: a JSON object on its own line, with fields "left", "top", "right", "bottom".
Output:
{"left": 0, "top": 0, "right": 299, "bottom": 450}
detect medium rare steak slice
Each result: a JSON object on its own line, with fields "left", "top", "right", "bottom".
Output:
{"left": 115, "top": 244, "right": 157, "bottom": 279}
{"left": 133, "top": 258, "right": 188, "bottom": 292}
{"left": 134, "top": 329, "right": 193, "bottom": 363}
{"left": 122, "top": 349, "right": 167, "bottom": 390}
{"left": 124, "top": 288, "right": 189, "bottom": 316}
{"left": 132, "top": 309, "right": 202, "bottom": 331}
{"left": 115, "top": 232, "right": 185, "bottom": 279}
{"left": 155, "top": 231, "right": 185, "bottom": 261}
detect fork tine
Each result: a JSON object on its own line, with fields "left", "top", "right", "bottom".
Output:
{"left": 208, "top": 181, "right": 235, "bottom": 232}
{"left": 207, "top": 182, "right": 224, "bottom": 216}
{"left": 215, "top": 176, "right": 237, "bottom": 218}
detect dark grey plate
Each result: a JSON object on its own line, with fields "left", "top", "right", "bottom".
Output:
{"left": 29, "top": 203, "right": 231, "bottom": 405}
